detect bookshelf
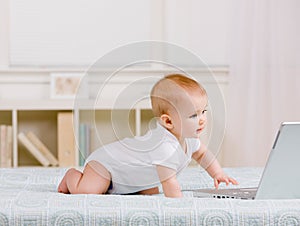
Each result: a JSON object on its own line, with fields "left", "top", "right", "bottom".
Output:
{"left": 0, "top": 99, "right": 153, "bottom": 167}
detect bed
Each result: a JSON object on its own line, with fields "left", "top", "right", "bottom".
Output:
{"left": 0, "top": 167, "right": 300, "bottom": 225}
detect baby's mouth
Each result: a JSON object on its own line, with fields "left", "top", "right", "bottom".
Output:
{"left": 196, "top": 128, "right": 203, "bottom": 133}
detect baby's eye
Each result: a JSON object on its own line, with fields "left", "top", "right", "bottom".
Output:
{"left": 202, "top": 110, "right": 207, "bottom": 114}
{"left": 189, "top": 114, "right": 198, "bottom": 119}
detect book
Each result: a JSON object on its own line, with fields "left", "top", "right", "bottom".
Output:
{"left": 26, "top": 131, "right": 59, "bottom": 166}
{"left": 57, "top": 112, "right": 76, "bottom": 167}
{"left": 18, "top": 132, "right": 51, "bottom": 167}
{"left": 79, "top": 123, "right": 91, "bottom": 166}
{"left": 0, "top": 125, "right": 13, "bottom": 168}
{"left": 79, "top": 123, "right": 86, "bottom": 166}
{"left": 0, "top": 125, "right": 7, "bottom": 167}
{"left": 5, "top": 126, "right": 13, "bottom": 168}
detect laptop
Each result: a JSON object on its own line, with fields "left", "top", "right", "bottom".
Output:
{"left": 193, "top": 122, "right": 300, "bottom": 200}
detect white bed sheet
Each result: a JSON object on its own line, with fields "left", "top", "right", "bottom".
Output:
{"left": 0, "top": 167, "right": 299, "bottom": 225}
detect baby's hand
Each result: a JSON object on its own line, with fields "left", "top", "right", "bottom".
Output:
{"left": 213, "top": 172, "right": 238, "bottom": 189}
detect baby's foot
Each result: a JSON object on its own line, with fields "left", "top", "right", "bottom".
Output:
{"left": 57, "top": 175, "right": 69, "bottom": 194}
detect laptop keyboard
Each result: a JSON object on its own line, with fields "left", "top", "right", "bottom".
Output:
{"left": 192, "top": 188, "right": 257, "bottom": 200}
{"left": 211, "top": 189, "right": 256, "bottom": 200}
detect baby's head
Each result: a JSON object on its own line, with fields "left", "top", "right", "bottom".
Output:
{"left": 151, "top": 74, "right": 207, "bottom": 118}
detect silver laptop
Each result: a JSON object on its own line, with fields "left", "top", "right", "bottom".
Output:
{"left": 193, "top": 122, "right": 300, "bottom": 200}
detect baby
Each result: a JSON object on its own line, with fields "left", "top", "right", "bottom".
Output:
{"left": 58, "top": 74, "right": 238, "bottom": 197}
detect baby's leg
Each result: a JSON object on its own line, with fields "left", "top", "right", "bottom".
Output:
{"left": 138, "top": 187, "right": 159, "bottom": 195}
{"left": 58, "top": 161, "right": 111, "bottom": 194}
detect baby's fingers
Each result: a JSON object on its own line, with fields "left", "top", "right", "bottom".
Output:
{"left": 214, "top": 178, "right": 220, "bottom": 189}
{"left": 229, "top": 177, "right": 239, "bottom": 185}
{"left": 225, "top": 178, "right": 230, "bottom": 186}
{"left": 218, "top": 176, "right": 230, "bottom": 186}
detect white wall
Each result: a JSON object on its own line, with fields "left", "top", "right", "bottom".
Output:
{"left": 0, "top": 0, "right": 232, "bottom": 101}
{"left": 164, "top": 0, "right": 233, "bottom": 66}
{"left": 2, "top": 0, "right": 233, "bottom": 67}
{"left": 0, "top": 0, "right": 9, "bottom": 67}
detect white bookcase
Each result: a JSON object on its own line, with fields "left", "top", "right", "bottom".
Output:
{"left": 0, "top": 99, "right": 153, "bottom": 167}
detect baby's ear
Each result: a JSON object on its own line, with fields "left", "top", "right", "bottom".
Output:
{"left": 160, "top": 114, "right": 173, "bottom": 129}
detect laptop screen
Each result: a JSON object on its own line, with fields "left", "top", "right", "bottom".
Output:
{"left": 256, "top": 122, "right": 300, "bottom": 199}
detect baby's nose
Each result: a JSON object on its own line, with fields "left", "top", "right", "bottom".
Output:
{"left": 199, "top": 115, "right": 205, "bottom": 124}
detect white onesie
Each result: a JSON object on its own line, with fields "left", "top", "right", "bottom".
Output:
{"left": 85, "top": 123, "right": 201, "bottom": 194}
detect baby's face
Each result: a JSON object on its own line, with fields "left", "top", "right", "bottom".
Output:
{"left": 169, "top": 89, "right": 208, "bottom": 140}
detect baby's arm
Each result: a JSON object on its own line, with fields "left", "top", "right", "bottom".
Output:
{"left": 156, "top": 165, "right": 182, "bottom": 197}
{"left": 192, "top": 144, "right": 238, "bottom": 188}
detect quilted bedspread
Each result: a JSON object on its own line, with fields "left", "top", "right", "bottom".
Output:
{"left": 0, "top": 167, "right": 300, "bottom": 225}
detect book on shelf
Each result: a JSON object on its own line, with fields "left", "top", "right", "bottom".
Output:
{"left": 6, "top": 126, "right": 13, "bottom": 167}
{"left": 79, "top": 123, "right": 91, "bottom": 166}
{"left": 18, "top": 132, "right": 51, "bottom": 167}
{"left": 57, "top": 112, "right": 76, "bottom": 167}
{"left": 0, "top": 125, "right": 13, "bottom": 168}
{"left": 26, "top": 132, "right": 59, "bottom": 166}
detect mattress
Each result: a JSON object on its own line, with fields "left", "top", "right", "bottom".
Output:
{"left": 0, "top": 167, "right": 300, "bottom": 225}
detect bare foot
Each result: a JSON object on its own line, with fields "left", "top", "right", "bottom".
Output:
{"left": 57, "top": 173, "right": 70, "bottom": 194}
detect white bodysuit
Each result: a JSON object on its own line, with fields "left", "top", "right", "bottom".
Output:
{"left": 85, "top": 123, "right": 200, "bottom": 194}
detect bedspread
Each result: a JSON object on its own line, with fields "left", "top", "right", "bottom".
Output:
{"left": 0, "top": 167, "right": 300, "bottom": 225}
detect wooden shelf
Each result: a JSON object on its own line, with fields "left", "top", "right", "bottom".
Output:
{"left": 0, "top": 101, "right": 153, "bottom": 167}
{"left": 0, "top": 100, "right": 74, "bottom": 110}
